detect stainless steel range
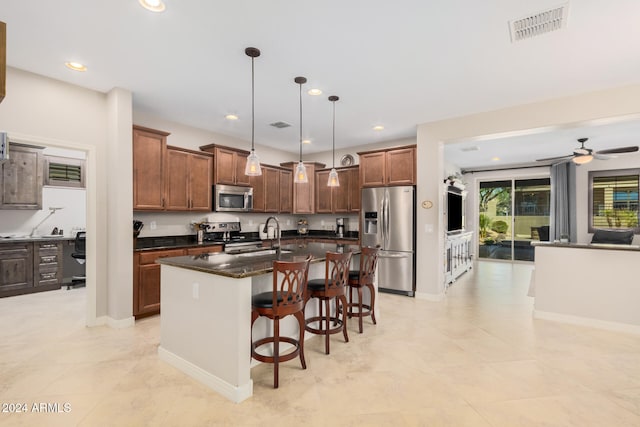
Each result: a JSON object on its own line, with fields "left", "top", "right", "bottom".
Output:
{"left": 201, "top": 221, "right": 262, "bottom": 253}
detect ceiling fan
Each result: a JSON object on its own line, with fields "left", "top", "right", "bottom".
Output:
{"left": 536, "top": 137, "right": 639, "bottom": 165}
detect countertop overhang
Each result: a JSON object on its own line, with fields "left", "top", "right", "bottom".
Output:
{"left": 157, "top": 242, "right": 361, "bottom": 279}
{"left": 532, "top": 241, "right": 640, "bottom": 252}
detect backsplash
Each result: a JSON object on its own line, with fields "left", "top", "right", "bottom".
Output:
{"left": 133, "top": 212, "right": 359, "bottom": 238}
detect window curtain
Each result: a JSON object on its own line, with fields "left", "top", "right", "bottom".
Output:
{"left": 550, "top": 162, "right": 577, "bottom": 241}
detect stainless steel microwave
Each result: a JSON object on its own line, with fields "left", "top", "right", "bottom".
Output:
{"left": 213, "top": 184, "right": 253, "bottom": 212}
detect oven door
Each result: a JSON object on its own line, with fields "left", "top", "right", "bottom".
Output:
{"left": 214, "top": 185, "right": 253, "bottom": 212}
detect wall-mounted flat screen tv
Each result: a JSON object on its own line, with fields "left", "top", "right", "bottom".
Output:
{"left": 447, "top": 189, "right": 464, "bottom": 232}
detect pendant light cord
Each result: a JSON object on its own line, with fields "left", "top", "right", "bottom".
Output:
{"left": 251, "top": 56, "right": 255, "bottom": 152}
{"left": 332, "top": 100, "right": 336, "bottom": 168}
{"left": 299, "top": 82, "right": 303, "bottom": 162}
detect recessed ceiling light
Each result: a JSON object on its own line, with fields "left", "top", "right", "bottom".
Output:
{"left": 373, "top": 125, "right": 384, "bottom": 131}
{"left": 139, "top": 0, "right": 166, "bottom": 12}
{"left": 302, "top": 139, "right": 312, "bottom": 144}
{"left": 492, "top": 157, "right": 501, "bottom": 161}
{"left": 225, "top": 114, "right": 238, "bottom": 121}
{"left": 307, "top": 89, "right": 322, "bottom": 96}
{"left": 64, "top": 62, "right": 87, "bottom": 72}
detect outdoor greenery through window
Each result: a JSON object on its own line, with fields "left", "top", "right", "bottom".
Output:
{"left": 589, "top": 169, "right": 639, "bottom": 232}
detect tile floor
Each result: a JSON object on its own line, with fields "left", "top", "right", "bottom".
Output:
{"left": 1, "top": 261, "right": 639, "bottom": 426}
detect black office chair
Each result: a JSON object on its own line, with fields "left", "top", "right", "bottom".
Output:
{"left": 69, "top": 231, "right": 86, "bottom": 289}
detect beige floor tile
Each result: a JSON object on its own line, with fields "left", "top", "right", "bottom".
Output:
{"left": 475, "top": 391, "right": 640, "bottom": 427}
{"left": 1, "top": 261, "right": 639, "bottom": 426}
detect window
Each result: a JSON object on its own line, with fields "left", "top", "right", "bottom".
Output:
{"left": 44, "top": 155, "right": 85, "bottom": 188}
{"left": 589, "top": 169, "right": 639, "bottom": 233}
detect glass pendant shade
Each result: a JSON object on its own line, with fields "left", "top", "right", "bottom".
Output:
{"left": 244, "top": 47, "right": 262, "bottom": 176}
{"left": 572, "top": 154, "right": 593, "bottom": 165}
{"left": 245, "top": 149, "right": 261, "bottom": 175}
{"left": 294, "top": 161, "right": 308, "bottom": 183}
{"left": 327, "top": 167, "right": 340, "bottom": 187}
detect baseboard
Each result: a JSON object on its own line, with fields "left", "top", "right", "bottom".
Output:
{"left": 414, "top": 291, "right": 445, "bottom": 302}
{"left": 89, "top": 315, "right": 107, "bottom": 327}
{"left": 533, "top": 310, "right": 640, "bottom": 336}
{"left": 107, "top": 316, "right": 135, "bottom": 329}
{"left": 158, "top": 346, "right": 253, "bottom": 403}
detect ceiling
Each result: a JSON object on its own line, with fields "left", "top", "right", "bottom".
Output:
{"left": 3, "top": 1, "right": 640, "bottom": 166}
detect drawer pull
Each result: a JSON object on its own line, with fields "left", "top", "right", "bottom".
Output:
{"left": 41, "top": 256, "right": 57, "bottom": 263}
{"left": 41, "top": 244, "right": 57, "bottom": 249}
{"left": 41, "top": 272, "right": 57, "bottom": 280}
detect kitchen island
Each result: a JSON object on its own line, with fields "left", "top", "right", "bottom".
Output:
{"left": 532, "top": 241, "right": 640, "bottom": 335}
{"left": 156, "top": 242, "right": 364, "bottom": 403}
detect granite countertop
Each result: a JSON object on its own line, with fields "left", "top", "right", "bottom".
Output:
{"left": 0, "top": 235, "right": 73, "bottom": 243}
{"left": 157, "top": 242, "right": 361, "bottom": 279}
{"left": 135, "top": 231, "right": 359, "bottom": 252}
{"left": 532, "top": 241, "right": 640, "bottom": 251}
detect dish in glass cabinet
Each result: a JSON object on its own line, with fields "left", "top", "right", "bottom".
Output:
{"left": 340, "top": 154, "right": 354, "bottom": 166}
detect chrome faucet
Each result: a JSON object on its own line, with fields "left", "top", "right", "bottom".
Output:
{"left": 263, "top": 216, "right": 281, "bottom": 252}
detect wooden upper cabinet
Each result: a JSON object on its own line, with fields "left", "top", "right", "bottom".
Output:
{"left": 0, "top": 21, "right": 6, "bottom": 103}
{"left": 279, "top": 169, "right": 292, "bottom": 213}
{"left": 359, "top": 151, "right": 386, "bottom": 187}
{"left": 199, "top": 144, "right": 251, "bottom": 186}
{"left": 358, "top": 145, "right": 416, "bottom": 187}
{"left": 133, "top": 126, "right": 211, "bottom": 212}
{"left": 0, "top": 144, "right": 44, "bottom": 210}
{"left": 165, "top": 146, "right": 212, "bottom": 211}
{"left": 333, "top": 169, "right": 351, "bottom": 213}
{"left": 263, "top": 167, "right": 280, "bottom": 213}
{"left": 281, "top": 162, "right": 325, "bottom": 214}
{"left": 165, "top": 148, "right": 189, "bottom": 210}
{"left": 349, "top": 167, "right": 360, "bottom": 212}
{"left": 249, "top": 172, "right": 264, "bottom": 212}
{"left": 133, "top": 126, "right": 169, "bottom": 210}
{"left": 314, "top": 166, "right": 359, "bottom": 214}
{"left": 386, "top": 147, "right": 416, "bottom": 185}
{"left": 315, "top": 170, "right": 332, "bottom": 213}
{"left": 189, "top": 151, "right": 213, "bottom": 211}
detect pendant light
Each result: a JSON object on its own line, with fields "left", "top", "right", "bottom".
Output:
{"left": 327, "top": 95, "right": 340, "bottom": 187}
{"left": 244, "top": 47, "right": 262, "bottom": 176}
{"left": 293, "top": 76, "right": 308, "bottom": 183}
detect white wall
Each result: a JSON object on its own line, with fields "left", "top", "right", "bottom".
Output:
{"left": 0, "top": 67, "right": 109, "bottom": 322}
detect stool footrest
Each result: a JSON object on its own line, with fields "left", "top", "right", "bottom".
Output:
{"left": 251, "top": 336, "right": 302, "bottom": 364}
{"left": 347, "top": 302, "right": 373, "bottom": 318}
{"left": 305, "top": 315, "right": 345, "bottom": 335}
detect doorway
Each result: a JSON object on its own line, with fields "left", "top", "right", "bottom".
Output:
{"left": 478, "top": 177, "right": 550, "bottom": 261}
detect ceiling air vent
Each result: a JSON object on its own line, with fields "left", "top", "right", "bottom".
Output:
{"left": 270, "top": 121, "right": 291, "bottom": 129}
{"left": 509, "top": 4, "right": 568, "bottom": 42}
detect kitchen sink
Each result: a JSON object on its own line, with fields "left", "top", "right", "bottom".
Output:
{"left": 235, "top": 249, "right": 292, "bottom": 258}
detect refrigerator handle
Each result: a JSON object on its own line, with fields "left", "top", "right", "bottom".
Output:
{"left": 384, "top": 188, "right": 390, "bottom": 247}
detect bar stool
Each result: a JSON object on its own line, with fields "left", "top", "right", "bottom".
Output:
{"left": 305, "top": 251, "right": 352, "bottom": 354}
{"left": 347, "top": 246, "right": 379, "bottom": 333}
{"left": 250, "top": 256, "right": 311, "bottom": 388}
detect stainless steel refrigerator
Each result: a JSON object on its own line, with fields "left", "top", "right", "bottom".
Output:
{"left": 361, "top": 186, "right": 416, "bottom": 296}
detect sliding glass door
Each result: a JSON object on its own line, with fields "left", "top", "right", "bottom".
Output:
{"left": 478, "top": 178, "right": 550, "bottom": 261}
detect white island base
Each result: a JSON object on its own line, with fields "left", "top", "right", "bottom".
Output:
{"left": 157, "top": 250, "right": 369, "bottom": 403}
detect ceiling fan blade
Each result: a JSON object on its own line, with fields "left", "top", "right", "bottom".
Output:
{"left": 593, "top": 153, "right": 614, "bottom": 160}
{"left": 596, "top": 146, "right": 639, "bottom": 155}
{"left": 536, "top": 154, "right": 573, "bottom": 162}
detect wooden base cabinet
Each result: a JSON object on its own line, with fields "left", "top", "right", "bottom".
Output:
{"left": 134, "top": 248, "right": 185, "bottom": 318}
{"left": 133, "top": 245, "right": 222, "bottom": 318}
{"left": 0, "top": 240, "right": 63, "bottom": 298}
